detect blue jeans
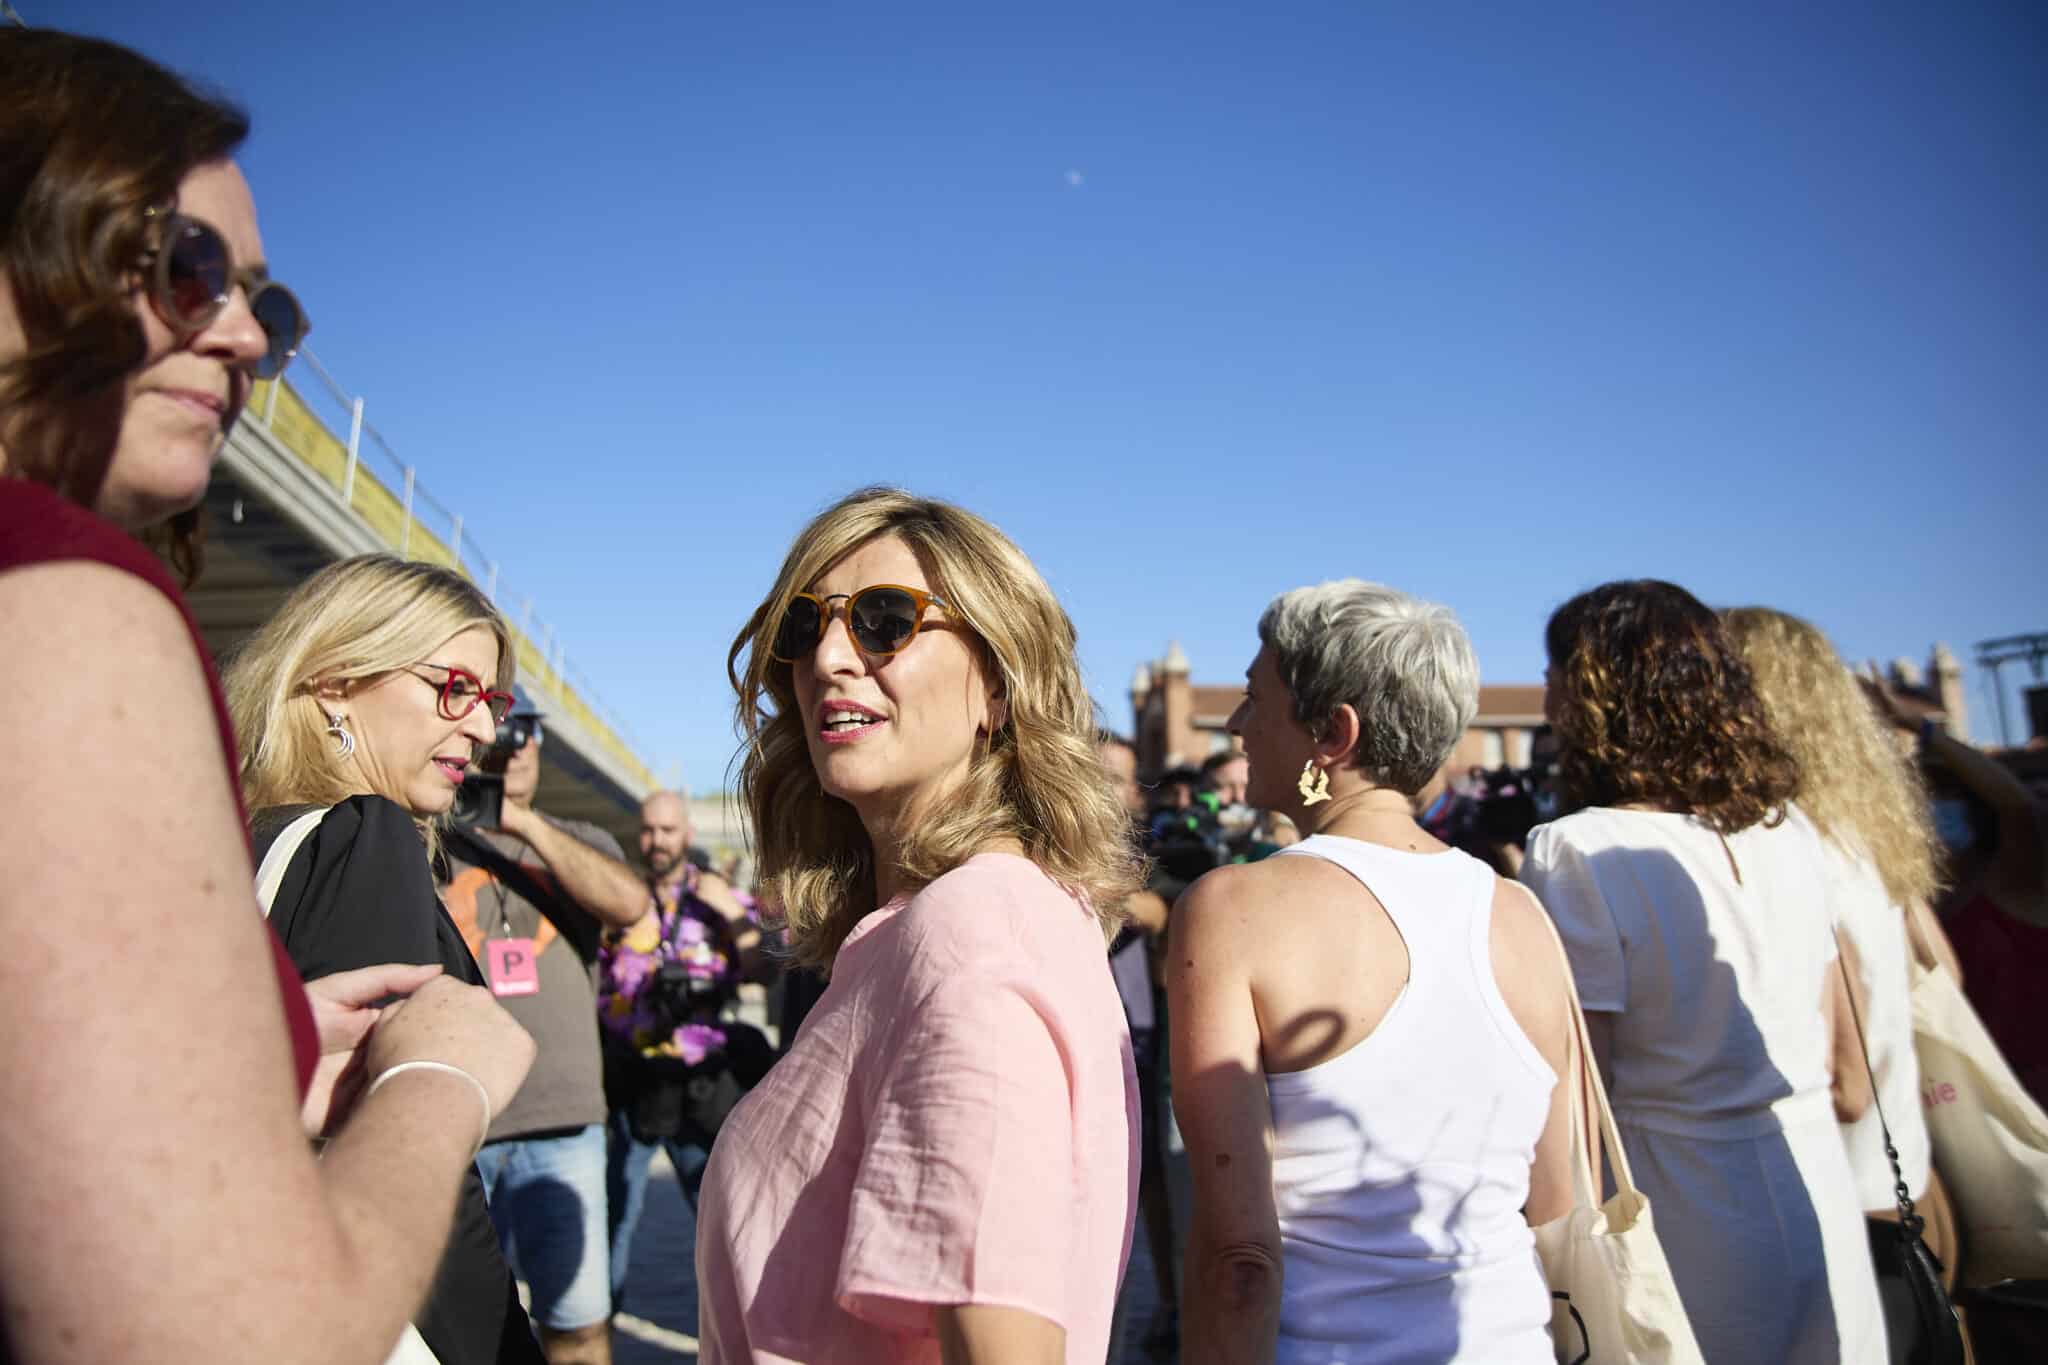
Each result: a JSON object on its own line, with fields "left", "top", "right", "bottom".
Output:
{"left": 474, "top": 1124, "right": 612, "bottom": 1331}
{"left": 605, "top": 1108, "right": 710, "bottom": 1312}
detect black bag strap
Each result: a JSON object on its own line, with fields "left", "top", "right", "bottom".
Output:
{"left": 1835, "top": 927, "right": 1921, "bottom": 1230}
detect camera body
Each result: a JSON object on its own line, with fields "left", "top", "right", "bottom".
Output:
{"left": 451, "top": 772, "right": 505, "bottom": 829}
{"left": 647, "top": 960, "right": 723, "bottom": 1033}
{"left": 450, "top": 712, "right": 541, "bottom": 829}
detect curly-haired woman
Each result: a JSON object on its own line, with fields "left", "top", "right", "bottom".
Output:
{"left": 696, "top": 488, "right": 1141, "bottom": 1364}
{"left": 1521, "top": 580, "right": 1884, "bottom": 1364}
{"left": 1725, "top": 607, "right": 1970, "bottom": 1316}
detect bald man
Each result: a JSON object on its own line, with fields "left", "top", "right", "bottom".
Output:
{"left": 602, "top": 790, "right": 762, "bottom": 1320}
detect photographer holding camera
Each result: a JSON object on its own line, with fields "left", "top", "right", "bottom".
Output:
{"left": 441, "top": 697, "right": 651, "bottom": 1365}
{"left": 600, "top": 790, "right": 771, "bottom": 1319}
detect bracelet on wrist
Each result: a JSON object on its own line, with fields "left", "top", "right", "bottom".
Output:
{"left": 364, "top": 1060, "right": 493, "bottom": 1157}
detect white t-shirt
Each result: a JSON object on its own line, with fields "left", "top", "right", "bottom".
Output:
{"left": 1522, "top": 806, "right": 1838, "bottom": 1137}
{"left": 1812, "top": 822, "right": 1931, "bottom": 1206}
{"left": 1523, "top": 806, "right": 1887, "bottom": 1365}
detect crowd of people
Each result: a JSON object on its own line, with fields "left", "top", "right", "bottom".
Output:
{"left": 4, "top": 24, "right": 2047, "bottom": 1365}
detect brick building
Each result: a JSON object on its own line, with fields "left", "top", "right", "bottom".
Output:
{"left": 1126, "top": 641, "right": 1970, "bottom": 778}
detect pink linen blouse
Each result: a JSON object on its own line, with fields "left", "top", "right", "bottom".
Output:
{"left": 694, "top": 853, "right": 1139, "bottom": 1363}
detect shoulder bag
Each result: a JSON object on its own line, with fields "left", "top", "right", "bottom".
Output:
{"left": 1908, "top": 952, "right": 2048, "bottom": 1282}
{"left": 1839, "top": 934, "right": 1966, "bottom": 1364}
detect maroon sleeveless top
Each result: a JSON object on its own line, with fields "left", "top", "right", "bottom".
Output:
{"left": 0, "top": 479, "right": 319, "bottom": 1093}
{"left": 1945, "top": 890, "right": 2048, "bottom": 1108}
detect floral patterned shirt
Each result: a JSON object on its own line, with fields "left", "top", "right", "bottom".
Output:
{"left": 598, "top": 866, "right": 739, "bottom": 1065}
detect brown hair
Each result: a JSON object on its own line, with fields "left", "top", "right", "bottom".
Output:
{"left": 0, "top": 28, "right": 250, "bottom": 580}
{"left": 1545, "top": 579, "right": 1799, "bottom": 834}
{"left": 729, "top": 487, "right": 1141, "bottom": 970}
{"left": 1724, "top": 607, "right": 1943, "bottom": 910}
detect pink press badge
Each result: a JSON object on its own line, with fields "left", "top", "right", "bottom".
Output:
{"left": 486, "top": 937, "right": 540, "bottom": 997}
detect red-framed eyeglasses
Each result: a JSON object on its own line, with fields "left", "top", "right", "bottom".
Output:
{"left": 408, "top": 664, "right": 515, "bottom": 725}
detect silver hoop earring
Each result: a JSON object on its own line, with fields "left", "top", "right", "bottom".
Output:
{"left": 326, "top": 711, "right": 356, "bottom": 761}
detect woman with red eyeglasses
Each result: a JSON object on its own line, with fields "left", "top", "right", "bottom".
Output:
{"left": 226, "top": 552, "right": 547, "bottom": 1364}
{"left": 0, "top": 28, "right": 534, "bottom": 1365}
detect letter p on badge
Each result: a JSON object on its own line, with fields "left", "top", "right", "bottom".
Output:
{"left": 487, "top": 936, "right": 540, "bottom": 997}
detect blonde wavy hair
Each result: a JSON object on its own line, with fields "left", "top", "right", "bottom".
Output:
{"left": 728, "top": 487, "right": 1141, "bottom": 970}
{"left": 1723, "top": 606, "right": 1941, "bottom": 910}
{"left": 225, "top": 555, "right": 515, "bottom": 855}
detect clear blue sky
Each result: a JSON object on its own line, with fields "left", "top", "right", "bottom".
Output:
{"left": 48, "top": 1, "right": 2048, "bottom": 784}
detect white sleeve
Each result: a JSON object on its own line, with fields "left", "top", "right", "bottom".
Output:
{"left": 1522, "top": 823, "right": 1629, "bottom": 1013}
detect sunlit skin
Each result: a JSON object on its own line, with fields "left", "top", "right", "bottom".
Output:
{"left": 790, "top": 534, "right": 1006, "bottom": 904}
{"left": 0, "top": 160, "right": 272, "bottom": 529}
{"left": 325, "top": 626, "right": 502, "bottom": 817}
{"left": 639, "top": 789, "right": 693, "bottom": 879}
{"left": 1227, "top": 646, "right": 1326, "bottom": 820}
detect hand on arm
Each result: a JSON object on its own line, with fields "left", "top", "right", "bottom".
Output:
{"left": 496, "top": 802, "right": 650, "bottom": 929}
{"left": 1168, "top": 871, "right": 1284, "bottom": 1365}
{"left": 300, "top": 961, "right": 443, "bottom": 1138}
{"left": 0, "top": 565, "right": 526, "bottom": 1364}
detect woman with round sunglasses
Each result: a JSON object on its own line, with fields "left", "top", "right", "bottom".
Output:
{"left": 698, "top": 487, "right": 1143, "bottom": 1364}
{"left": 0, "top": 28, "right": 533, "bottom": 1365}
{"left": 227, "top": 553, "right": 547, "bottom": 1364}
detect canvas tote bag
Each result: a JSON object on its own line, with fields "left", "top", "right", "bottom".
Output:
{"left": 1910, "top": 955, "right": 2048, "bottom": 1282}
{"left": 1528, "top": 903, "right": 1705, "bottom": 1365}
{"left": 254, "top": 808, "right": 442, "bottom": 1365}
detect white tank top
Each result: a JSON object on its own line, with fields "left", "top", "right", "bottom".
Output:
{"left": 1266, "top": 836, "right": 1557, "bottom": 1365}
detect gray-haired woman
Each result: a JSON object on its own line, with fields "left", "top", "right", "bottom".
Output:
{"left": 1170, "top": 580, "right": 1576, "bottom": 1365}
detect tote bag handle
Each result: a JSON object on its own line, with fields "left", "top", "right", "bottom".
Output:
{"left": 254, "top": 807, "right": 331, "bottom": 916}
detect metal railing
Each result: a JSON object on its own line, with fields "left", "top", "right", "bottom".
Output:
{"left": 243, "top": 350, "right": 656, "bottom": 789}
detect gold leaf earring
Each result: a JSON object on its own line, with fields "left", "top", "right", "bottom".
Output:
{"left": 1297, "top": 759, "right": 1331, "bottom": 806}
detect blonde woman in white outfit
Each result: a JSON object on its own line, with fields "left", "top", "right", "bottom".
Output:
{"left": 1171, "top": 580, "right": 1577, "bottom": 1365}
{"left": 1725, "top": 607, "right": 1969, "bottom": 1319}
{"left": 1522, "top": 580, "right": 1885, "bottom": 1364}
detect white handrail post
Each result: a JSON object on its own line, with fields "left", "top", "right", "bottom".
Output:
{"left": 262, "top": 376, "right": 281, "bottom": 426}
{"left": 450, "top": 514, "right": 465, "bottom": 571}
{"left": 342, "top": 397, "right": 364, "bottom": 505}
{"left": 400, "top": 466, "right": 416, "bottom": 556}
{"left": 486, "top": 561, "right": 499, "bottom": 600}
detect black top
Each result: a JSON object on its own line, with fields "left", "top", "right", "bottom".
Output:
{"left": 254, "top": 796, "right": 544, "bottom": 1365}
